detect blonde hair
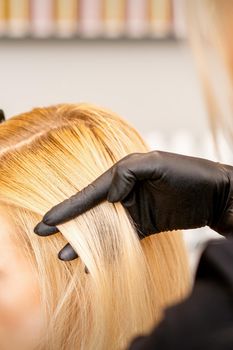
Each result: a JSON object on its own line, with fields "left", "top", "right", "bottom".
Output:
{"left": 0, "top": 104, "right": 190, "bottom": 349}
{"left": 186, "top": 0, "right": 233, "bottom": 152}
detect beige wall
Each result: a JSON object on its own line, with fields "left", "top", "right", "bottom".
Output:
{"left": 0, "top": 39, "right": 208, "bottom": 135}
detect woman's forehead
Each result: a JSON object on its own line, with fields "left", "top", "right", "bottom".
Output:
{"left": 0, "top": 208, "right": 32, "bottom": 276}
{"left": 0, "top": 208, "right": 18, "bottom": 251}
{"left": 0, "top": 209, "right": 11, "bottom": 234}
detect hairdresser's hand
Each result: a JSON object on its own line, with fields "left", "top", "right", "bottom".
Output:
{"left": 34, "top": 151, "right": 233, "bottom": 261}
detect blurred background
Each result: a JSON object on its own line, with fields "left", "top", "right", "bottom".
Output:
{"left": 1, "top": 0, "right": 229, "bottom": 270}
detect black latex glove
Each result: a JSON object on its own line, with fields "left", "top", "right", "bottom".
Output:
{"left": 0, "top": 110, "right": 6, "bottom": 123}
{"left": 34, "top": 151, "right": 233, "bottom": 261}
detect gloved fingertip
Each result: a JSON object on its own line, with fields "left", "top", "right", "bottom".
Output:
{"left": 42, "top": 211, "right": 54, "bottom": 225}
{"left": 58, "top": 245, "right": 79, "bottom": 261}
{"left": 34, "top": 222, "right": 59, "bottom": 236}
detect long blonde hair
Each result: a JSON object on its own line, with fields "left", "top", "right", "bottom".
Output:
{"left": 0, "top": 104, "right": 190, "bottom": 349}
{"left": 186, "top": 0, "right": 233, "bottom": 152}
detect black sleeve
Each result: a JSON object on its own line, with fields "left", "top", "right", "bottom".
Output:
{"left": 128, "top": 238, "right": 233, "bottom": 350}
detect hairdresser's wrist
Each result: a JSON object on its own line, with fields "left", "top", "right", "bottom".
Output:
{"left": 209, "top": 163, "right": 233, "bottom": 237}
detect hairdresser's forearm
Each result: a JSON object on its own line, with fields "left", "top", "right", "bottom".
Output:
{"left": 128, "top": 280, "right": 232, "bottom": 350}
{"left": 128, "top": 238, "right": 233, "bottom": 350}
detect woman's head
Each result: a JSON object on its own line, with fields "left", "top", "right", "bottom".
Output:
{"left": 0, "top": 104, "right": 189, "bottom": 349}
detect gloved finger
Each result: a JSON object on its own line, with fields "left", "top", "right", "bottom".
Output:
{"left": 58, "top": 244, "right": 89, "bottom": 274}
{"left": 108, "top": 152, "right": 155, "bottom": 203}
{"left": 58, "top": 243, "right": 79, "bottom": 261}
{"left": 39, "top": 167, "right": 113, "bottom": 227}
{"left": 34, "top": 221, "right": 59, "bottom": 236}
{"left": 121, "top": 185, "right": 150, "bottom": 239}
{"left": 107, "top": 164, "right": 137, "bottom": 202}
{"left": 108, "top": 152, "right": 161, "bottom": 202}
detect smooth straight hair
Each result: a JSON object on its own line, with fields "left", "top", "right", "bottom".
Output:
{"left": 0, "top": 104, "right": 190, "bottom": 349}
{"left": 186, "top": 0, "right": 233, "bottom": 151}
